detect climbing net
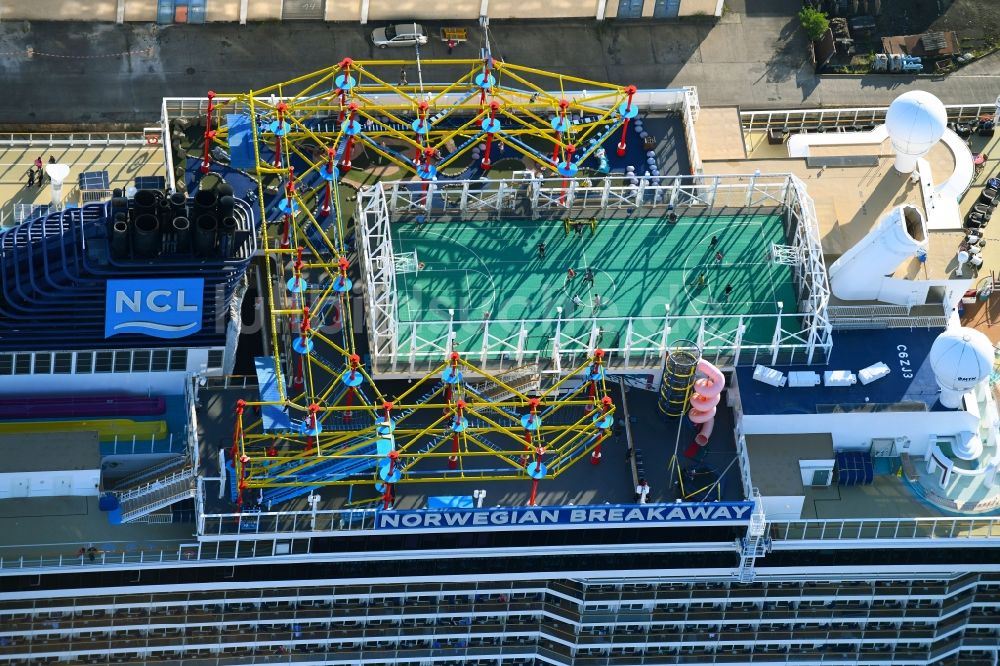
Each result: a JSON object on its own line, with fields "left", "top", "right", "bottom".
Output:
{"left": 199, "top": 59, "right": 640, "bottom": 509}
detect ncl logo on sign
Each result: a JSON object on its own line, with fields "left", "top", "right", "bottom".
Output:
{"left": 105, "top": 278, "right": 204, "bottom": 339}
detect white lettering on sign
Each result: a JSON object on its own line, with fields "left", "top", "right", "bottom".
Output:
{"left": 115, "top": 290, "right": 199, "bottom": 314}
{"left": 896, "top": 344, "right": 913, "bottom": 379}
{"left": 376, "top": 503, "right": 755, "bottom": 530}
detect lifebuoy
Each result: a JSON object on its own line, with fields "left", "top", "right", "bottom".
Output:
{"left": 145, "top": 134, "right": 161, "bottom": 146}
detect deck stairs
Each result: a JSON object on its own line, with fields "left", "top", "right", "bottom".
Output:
{"left": 114, "top": 467, "right": 196, "bottom": 523}
{"left": 737, "top": 491, "right": 769, "bottom": 583}
{"left": 112, "top": 455, "right": 186, "bottom": 491}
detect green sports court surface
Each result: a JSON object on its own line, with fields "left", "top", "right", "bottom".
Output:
{"left": 390, "top": 212, "right": 799, "bottom": 355}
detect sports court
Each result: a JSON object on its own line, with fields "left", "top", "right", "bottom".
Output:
{"left": 391, "top": 210, "right": 799, "bottom": 355}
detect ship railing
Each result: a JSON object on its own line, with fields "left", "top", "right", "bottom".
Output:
{"left": 770, "top": 517, "right": 1000, "bottom": 544}
{"left": 202, "top": 374, "right": 259, "bottom": 390}
{"left": 0, "top": 132, "right": 148, "bottom": 147}
{"left": 5, "top": 513, "right": 1000, "bottom": 572}
{"left": 200, "top": 508, "right": 379, "bottom": 536}
{"left": 739, "top": 102, "right": 998, "bottom": 155}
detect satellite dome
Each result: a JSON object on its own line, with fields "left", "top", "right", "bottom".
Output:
{"left": 929, "top": 327, "right": 994, "bottom": 408}
{"left": 885, "top": 91, "right": 947, "bottom": 174}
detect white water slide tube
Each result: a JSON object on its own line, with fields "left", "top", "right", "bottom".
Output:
{"left": 829, "top": 204, "right": 929, "bottom": 305}
{"left": 786, "top": 125, "right": 889, "bottom": 158}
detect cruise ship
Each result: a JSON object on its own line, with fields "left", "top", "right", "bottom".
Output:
{"left": 1, "top": 57, "right": 1000, "bottom": 666}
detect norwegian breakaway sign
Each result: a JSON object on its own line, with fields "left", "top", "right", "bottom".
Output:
{"left": 105, "top": 278, "right": 204, "bottom": 339}
{"left": 375, "top": 502, "right": 755, "bottom": 531}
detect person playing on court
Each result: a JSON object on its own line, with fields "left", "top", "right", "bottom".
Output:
{"left": 537, "top": 241, "right": 546, "bottom": 259}
{"left": 583, "top": 268, "right": 594, "bottom": 286}
{"left": 714, "top": 250, "right": 724, "bottom": 264}
{"left": 710, "top": 235, "right": 718, "bottom": 248}
{"left": 696, "top": 273, "right": 706, "bottom": 288}
{"left": 572, "top": 294, "right": 584, "bottom": 309}
{"left": 724, "top": 283, "right": 733, "bottom": 300}
{"left": 592, "top": 293, "right": 602, "bottom": 310}
{"left": 564, "top": 267, "right": 577, "bottom": 289}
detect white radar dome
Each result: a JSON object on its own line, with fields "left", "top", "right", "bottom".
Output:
{"left": 929, "top": 327, "right": 994, "bottom": 408}
{"left": 885, "top": 90, "right": 948, "bottom": 174}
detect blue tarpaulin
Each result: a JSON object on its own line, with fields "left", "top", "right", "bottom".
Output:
{"left": 254, "top": 356, "right": 292, "bottom": 432}
{"left": 227, "top": 114, "right": 256, "bottom": 170}
{"left": 427, "top": 495, "right": 475, "bottom": 509}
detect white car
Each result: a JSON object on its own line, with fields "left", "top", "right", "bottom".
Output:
{"left": 371, "top": 23, "right": 429, "bottom": 48}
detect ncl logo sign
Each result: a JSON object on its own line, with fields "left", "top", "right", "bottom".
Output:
{"left": 105, "top": 278, "right": 204, "bottom": 339}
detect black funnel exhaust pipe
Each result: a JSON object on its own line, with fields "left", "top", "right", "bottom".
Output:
{"left": 173, "top": 216, "right": 191, "bottom": 253}
{"left": 169, "top": 192, "right": 187, "bottom": 219}
{"left": 217, "top": 195, "right": 235, "bottom": 220}
{"left": 132, "top": 214, "right": 160, "bottom": 259}
{"left": 194, "top": 214, "right": 217, "bottom": 257}
{"left": 194, "top": 188, "right": 218, "bottom": 214}
{"left": 133, "top": 189, "right": 158, "bottom": 220}
{"left": 110, "top": 217, "right": 129, "bottom": 259}
{"left": 219, "top": 216, "right": 237, "bottom": 258}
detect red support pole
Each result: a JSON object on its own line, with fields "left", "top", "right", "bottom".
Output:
{"left": 383, "top": 450, "right": 399, "bottom": 510}
{"left": 299, "top": 305, "right": 311, "bottom": 352}
{"left": 415, "top": 101, "right": 430, "bottom": 165}
{"left": 281, "top": 167, "right": 296, "bottom": 249}
{"left": 274, "top": 102, "right": 288, "bottom": 168}
{"left": 336, "top": 58, "right": 353, "bottom": 123}
{"left": 552, "top": 99, "right": 570, "bottom": 165}
{"left": 344, "top": 387, "right": 354, "bottom": 422}
{"left": 591, "top": 429, "right": 605, "bottom": 465}
{"left": 449, "top": 433, "right": 459, "bottom": 470}
{"left": 481, "top": 100, "right": 501, "bottom": 171}
{"left": 340, "top": 102, "right": 359, "bottom": 173}
{"left": 306, "top": 403, "right": 320, "bottom": 452}
{"left": 231, "top": 399, "right": 246, "bottom": 461}
{"left": 320, "top": 147, "right": 335, "bottom": 218}
{"left": 200, "top": 91, "right": 216, "bottom": 174}
{"left": 291, "top": 320, "right": 303, "bottom": 388}
{"left": 528, "top": 445, "right": 545, "bottom": 506}
{"left": 617, "top": 85, "right": 637, "bottom": 158}
{"left": 479, "top": 59, "right": 492, "bottom": 109}
{"left": 292, "top": 247, "right": 303, "bottom": 290}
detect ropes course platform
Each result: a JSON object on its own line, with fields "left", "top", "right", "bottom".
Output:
{"left": 179, "top": 57, "right": 829, "bottom": 508}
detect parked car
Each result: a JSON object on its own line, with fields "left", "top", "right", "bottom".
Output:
{"left": 371, "top": 23, "right": 429, "bottom": 48}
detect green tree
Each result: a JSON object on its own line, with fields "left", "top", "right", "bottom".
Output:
{"left": 798, "top": 7, "right": 830, "bottom": 41}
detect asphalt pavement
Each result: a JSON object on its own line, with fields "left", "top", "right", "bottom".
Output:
{"left": 2, "top": 10, "right": 999, "bottom": 125}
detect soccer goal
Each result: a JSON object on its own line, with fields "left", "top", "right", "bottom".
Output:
{"left": 394, "top": 251, "right": 420, "bottom": 274}
{"left": 770, "top": 243, "right": 799, "bottom": 265}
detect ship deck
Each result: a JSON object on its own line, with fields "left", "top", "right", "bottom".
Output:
{"left": 196, "top": 382, "right": 744, "bottom": 516}
{"left": 0, "top": 142, "right": 165, "bottom": 228}
{"left": 697, "top": 106, "right": 1000, "bottom": 285}
{"left": 735, "top": 328, "right": 946, "bottom": 415}
{"left": 745, "top": 433, "right": 945, "bottom": 520}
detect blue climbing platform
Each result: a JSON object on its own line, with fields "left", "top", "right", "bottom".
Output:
{"left": 255, "top": 356, "right": 293, "bottom": 433}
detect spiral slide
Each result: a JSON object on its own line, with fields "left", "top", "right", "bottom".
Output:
{"left": 688, "top": 359, "right": 725, "bottom": 447}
